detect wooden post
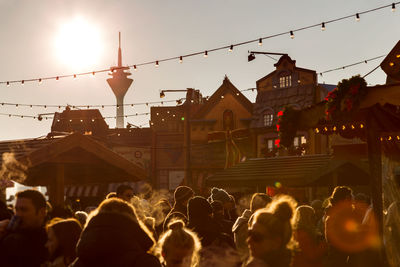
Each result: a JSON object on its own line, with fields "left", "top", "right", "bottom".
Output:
{"left": 366, "top": 113, "right": 385, "bottom": 264}
{"left": 53, "top": 164, "right": 65, "bottom": 206}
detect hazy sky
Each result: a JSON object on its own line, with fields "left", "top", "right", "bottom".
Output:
{"left": 0, "top": 0, "right": 399, "bottom": 141}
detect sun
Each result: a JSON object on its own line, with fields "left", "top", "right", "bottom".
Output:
{"left": 54, "top": 17, "right": 103, "bottom": 70}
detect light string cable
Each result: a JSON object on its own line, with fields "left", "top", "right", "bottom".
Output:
{"left": 0, "top": 2, "right": 398, "bottom": 86}
{"left": 0, "top": 87, "right": 258, "bottom": 109}
{"left": 0, "top": 112, "right": 150, "bottom": 120}
{"left": 319, "top": 55, "right": 387, "bottom": 76}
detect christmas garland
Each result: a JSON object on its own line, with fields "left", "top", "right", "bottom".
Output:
{"left": 325, "top": 75, "right": 367, "bottom": 121}
{"left": 277, "top": 106, "right": 300, "bottom": 148}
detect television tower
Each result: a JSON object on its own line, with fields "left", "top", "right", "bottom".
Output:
{"left": 107, "top": 32, "right": 133, "bottom": 128}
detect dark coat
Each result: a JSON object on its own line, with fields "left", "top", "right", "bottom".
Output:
{"left": 162, "top": 203, "right": 187, "bottom": 232}
{"left": 71, "top": 212, "right": 161, "bottom": 267}
{"left": 0, "top": 226, "right": 48, "bottom": 267}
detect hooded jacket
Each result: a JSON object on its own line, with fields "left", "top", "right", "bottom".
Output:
{"left": 71, "top": 212, "right": 161, "bottom": 267}
{"left": 232, "top": 209, "right": 252, "bottom": 261}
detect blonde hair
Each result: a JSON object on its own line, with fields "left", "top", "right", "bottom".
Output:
{"left": 86, "top": 198, "right": 155, "bottom": 247}
{"left": 251, "top": 195, "right": 297, "bottom": 249}
{"left": 156, "top": 220, "right": 201, "bottom": 266}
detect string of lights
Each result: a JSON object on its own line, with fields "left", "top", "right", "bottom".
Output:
{"left": 0, "top": 99, "right": 184, "bottom": 109}
{"left": 319, "top": 55, "right": 387, "bottom": 76}
{"left": 0, "top": 88, "right": 258, "bottom": 109}
{"left": 0, "top": 112, "right": 150, "bottom": 120}
{"left": 0, "top": 2, "right": 397, "bottom": 86}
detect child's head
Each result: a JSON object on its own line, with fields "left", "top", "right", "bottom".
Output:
{"left": 157, "top": 220, "right": 201, "bottom": 267}
{"left": 247, "top": 195, "right": 297, "bottom": 260}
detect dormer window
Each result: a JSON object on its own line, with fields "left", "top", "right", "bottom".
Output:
{"left": 263, "top": 114, "right": 273, "bottom": 127}
{"left": 279, "top": 75, "right": 292, "bottom": 88}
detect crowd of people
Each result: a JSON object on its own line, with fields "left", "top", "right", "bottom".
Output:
{"left": 0, "top": 184, "right": 388, "bottom": 267}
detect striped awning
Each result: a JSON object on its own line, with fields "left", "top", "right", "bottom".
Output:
{"left": 65, "top": 184, "right": 100, "bottom": 197}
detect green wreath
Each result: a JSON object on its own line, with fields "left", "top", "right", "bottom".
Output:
{"left": 325, "top": 75, "right": 367, "bottom": 121}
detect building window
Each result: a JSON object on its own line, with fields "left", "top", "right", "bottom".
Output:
{"left": 279, "top": 75, "right": 292, "bottom": 88}
{"left": 294, "top": 135, "right": 307, "bottom": 147}
{"left": 263, "top": 114, "right": 273, "bottom": 127}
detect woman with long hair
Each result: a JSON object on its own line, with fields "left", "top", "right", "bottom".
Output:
{"left": 45, "top": 218, "right": 82, "bottom": 267}
{"left": 155, "top": 220, "right": 201, "bottom": 267}
{"left": 245, "top": 195, "right": 297, "bottom": 267}
{"left": 292, "top": 205, "right": 327, "bottom": 267}
{"left": 71, "top": 198, "right": 161, "bottom": 267}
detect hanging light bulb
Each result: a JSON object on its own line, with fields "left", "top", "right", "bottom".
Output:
{"left": 179, "top": 56, "right": 183, "bottom": 63}
{"left": 134, "top": 65, "right": 137, "bottom": 71}
{"left": 56, "top": 76, "right": 59, "bottom": 81}
{"left": 38, "top": 78, "right": 42, "bottom": 85}
{"left": 229, "top": 45, "right": 233, "bottom": 52}
{"left": 92, "top": 71, "right": 95, "bottom": 77}
{"left": 21, "top": 80, "right": 24, "bottom": 85}
{"left": 155, "top": 61, "right": 159, "bottom": 67}
{"left": 204, "top": 51, "right": 208, "bottom": 58}
{"left": 356, "top": 13, "right": 360, "bottom": 21}
{"left": 392, "top": 3, "right": 396, "bottom": 12}
{"left": 6, "top": 81, "right": 10, "bottom": 87}
{"left": 258, "top": 38, "right": 262, "bottom": 46}
{"left": 290, "top": 31, "right": 294, "bottom": 39}
{"left": 321, "top": 22, "right": 326, "bottom": 31}
{"left": 73, "top": 74, "right": 77, "bottom": 79}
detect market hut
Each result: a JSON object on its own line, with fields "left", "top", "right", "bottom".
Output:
{"left": 0, "top": 132, "right": 147, "bottom": 205}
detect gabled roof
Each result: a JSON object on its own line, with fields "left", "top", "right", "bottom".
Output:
{"left": 0, "top": 133, "right": 147, "bottom": 186}
{"left": 192, "top": 76, "right": 253, "bottom": 119}
{"left": 205, "top": 154, "right": 370, "bottom": 188}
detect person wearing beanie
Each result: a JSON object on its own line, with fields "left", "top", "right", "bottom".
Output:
{"left": 210, "top": 187, "right": 235, "bottom": 221}
{"left": 211, "top": 200, "right": 234, "bottom": 239}
{"left": 210, "top": 187, "right": 231, "bottom": 204}
{"left": 163, "top": 186, "right": 194, "bottom": 232}
{"left": 187, "top": 196, "right": 221, "bottom": 247}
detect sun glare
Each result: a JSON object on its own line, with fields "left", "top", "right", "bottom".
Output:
{"left": 54, "top": 17, "right": 103, "bottom": 70}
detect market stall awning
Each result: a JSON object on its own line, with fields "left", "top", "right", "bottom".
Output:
{"left": 0, "top": 132, "right": 147, "bottom": 186}
{"left": 205, "top": 154, "right": 370, "bottom": 188}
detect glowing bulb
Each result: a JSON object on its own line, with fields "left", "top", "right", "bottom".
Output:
{"left": 342, "top": 125, "right": 346, "bottom": 130}
{"left": 360, "top": 124, "right": 364, "bottom": 128}
{"left": 315, "top": 128, "right": 320, "bottom": 133}
{"left": 324, "top": 127, "right": 328, "bottom": 132}
{"left": 351, "top": 125, "right": 355, "bottom": 129}
{"left": 390, "top": 62, "right": 395, "bottom": 67}
{"left": 333, "top": 126, "right": 337, "bottom": 131}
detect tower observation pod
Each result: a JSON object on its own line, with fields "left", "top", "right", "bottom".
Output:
{"left": 107, "top": 32, "right": 133, "bottom": 128}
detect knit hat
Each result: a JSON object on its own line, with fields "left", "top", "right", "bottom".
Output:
{"left": 188, "top": 196, "right": 213, "bottom": 220}
{"left": 210, "top": 187, "right": 231, "bottom": 204}
{"left": 174, "top": 186, "right": 194, "bottom": 203}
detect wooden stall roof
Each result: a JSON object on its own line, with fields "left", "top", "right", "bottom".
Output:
{"left": 0, "top": 132, "right": 147, "bottom": 186}
{"left": 206, "top": 154, "right": 369, "bottom": 188}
